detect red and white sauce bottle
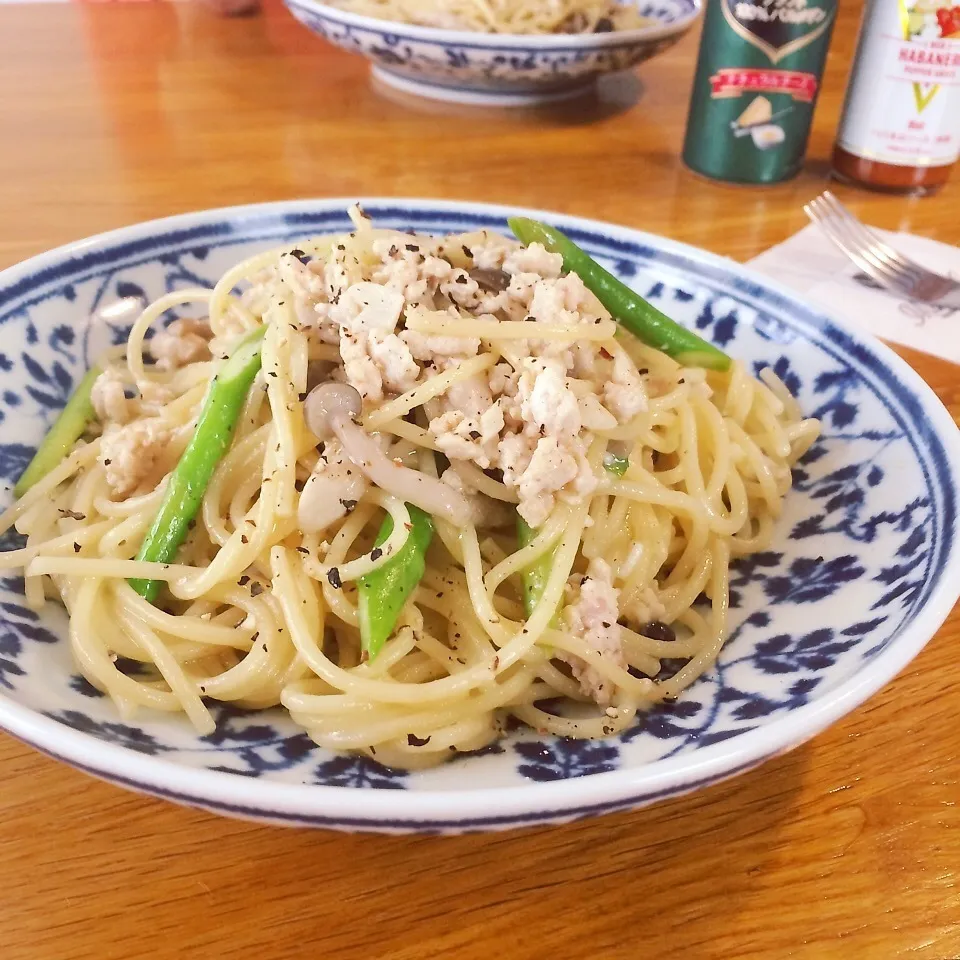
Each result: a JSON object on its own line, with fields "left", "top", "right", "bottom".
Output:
{"left": 832, "top": 0, "right": 960, "bottom": 194}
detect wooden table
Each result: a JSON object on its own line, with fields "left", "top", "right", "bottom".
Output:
{"left": 1, "top": 2, "right": 959, "bottom": 957}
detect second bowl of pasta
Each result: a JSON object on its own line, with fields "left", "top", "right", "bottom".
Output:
{"left": 283, "top": 0, "right": 702, "bottom": 105}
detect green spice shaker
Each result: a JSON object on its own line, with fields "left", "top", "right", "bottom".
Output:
{"left": 682, "top": 0, "right": 839, "bottom": 184}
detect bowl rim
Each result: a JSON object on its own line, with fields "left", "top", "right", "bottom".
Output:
{"left": 1, "top": 196, "right": 959, "bottom": 829}
{"left": 284, "top": 0, "right": 703, "bottom": 49}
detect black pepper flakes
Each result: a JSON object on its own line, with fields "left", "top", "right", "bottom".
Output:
{"left": 370, "top": 547, "right": 383, "bottom": 562}
{"left": 407, "top": 733, "right": 431, "bottom": 747}
{"left": 296, "top": 546, "right": 310, "bottom": 555}
{"left": 642, "top": 620, "right": 677, "bottom": 643}
{"left": 103, "top": 459, "right": 112, "bottom": 466}
{"left": 298, "top": 391, "right": 308, "bottom": 402}
{"left": 73, "top": 542, "right": 81, "bottom": 553}
{"left": 405, "top": 243, "right": 419, "bottom": 253}
{"left": 59, "top": 509, "right": 86, "bottom": 520}
{"left": 251, "top": 582, "right": 264, "bottom": 597}
{"left": 327, "top": 567, "right": 342, "bottom": 589}
{"left": 241, "top": 535, "right": 249, "bottom": 544}
{"left": 339, "top": 498, "right": 358, "bottom": 514}
{"left": 462, "top": 245, "right": 473, "bottom": 259}
{"left": 238, "top": 575, "right": 250, "bottom": 587}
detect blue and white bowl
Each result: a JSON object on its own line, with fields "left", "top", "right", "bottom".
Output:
{"left": 283, "top": 0, "right": 702, "bottom": 106}
{"left": 0, "top": 198, "right": 958, "bottom": 834}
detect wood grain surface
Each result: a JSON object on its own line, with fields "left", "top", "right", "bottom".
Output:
{"left": 1, "top": 2, "right": 959, "bottom": 958}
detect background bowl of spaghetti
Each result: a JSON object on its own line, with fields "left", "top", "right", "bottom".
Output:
{"left": 282, "top": 0, "right": 701, "bottom": 106}
{"left": 0, "top": 198, "right": 958, "bottom": 833}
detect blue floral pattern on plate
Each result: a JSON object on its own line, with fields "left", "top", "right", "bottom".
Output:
{"left": 283, "top": 0, "right": 700, "bottom": 104}
{"left": 0, "top": 199, "right": 957, "bottom": 833}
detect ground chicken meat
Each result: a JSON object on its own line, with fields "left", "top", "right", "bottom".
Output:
{"left": 503, "top": 242, "right": 563, "bottom": 279}
{"left": 90, "top": 369, "right": 132, "bottom": 424}
{"left": 564, "top": 558, "right": 625, "bottom": 705}
{"left": 518, "top": 362, "right": 581, "bottom": 439}
{"left": 469, "top": 235, "right": 518, "bottom": 271}
{"left": 431, "top": 402, "right": 504, "bottom": 470}
{"left": 445, "top": 374, "right": 493, "bottom": 419}
{"left": 366, "top": 333, "right": 420, "bottom": 395}
{"left": 332, "top": 283, "right": 419, "bottom": 403}
{"left": 526, "top": 274, "right": 593, "bottom": 327}
{"left": 604, "top": 349, "right": 648, "bottom": 422}
{"left": 99, "top": 419, "right": 172, "bottom": 497}
{"left": 339, "top": 329, "right": 419, "bottom": 404}
{"left": 149, "top": 318, "right": 213, "bottom": 371}
{"left": 515, "top": 437, "right": 580, "bottom": 528}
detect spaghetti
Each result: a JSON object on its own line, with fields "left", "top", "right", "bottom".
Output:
{"left": 0, "top": 208, "right": 819, "bottom": 769}
{"left": 329, "top": 0, "right": 652, "bottom": 34}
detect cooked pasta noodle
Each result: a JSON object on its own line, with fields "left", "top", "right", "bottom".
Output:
{"left": 330, "top": 0, "right": 651, "bottom": 34}
{"left": 0, "top": 208, "right": 819, "bottom": 769}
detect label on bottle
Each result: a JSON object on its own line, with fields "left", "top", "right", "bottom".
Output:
{"left": 837, "top": 0, "right": 960, "bottom": 168}
{"left": 682, "top": 0, "right": 838, "bottom": 185}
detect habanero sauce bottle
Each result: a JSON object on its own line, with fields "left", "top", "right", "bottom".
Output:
{"left": 832, "top": 0, "right": 960, "bottom": 194}
{"left": 683, "top": 0, "right": 839, "bottom": 184}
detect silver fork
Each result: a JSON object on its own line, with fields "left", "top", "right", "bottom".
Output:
{"left": 804, "top": 191, "right": 960, "bottom": 308}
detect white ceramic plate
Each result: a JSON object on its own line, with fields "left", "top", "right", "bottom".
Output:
{"left": 284, "top": 0, "right": 701, "bottom": 105}
{"left": 0, "top": 198, "right": 958, "bottom": 833}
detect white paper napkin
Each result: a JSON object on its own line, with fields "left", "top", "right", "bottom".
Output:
{"left": 747, "top": 223, "right": 960, "bottom": 364}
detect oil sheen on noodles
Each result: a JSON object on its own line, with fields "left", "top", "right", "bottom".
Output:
{"left": 0, "top": 209, "right": 819, "bottom": 770}
{"left": 329, "top": 0, "right": 651, "bottom": 34}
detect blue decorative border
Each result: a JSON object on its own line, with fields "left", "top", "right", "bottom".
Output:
{"left": 283, "top": 0, "right": 699, "bottom": 52}
{"left": 14, "top": 730, "right": 761, "bottom": 830}
{"left": 1, "top": 199, "right": 957, "bottom": 831}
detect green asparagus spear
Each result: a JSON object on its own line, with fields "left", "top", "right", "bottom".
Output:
{"left": 14, "top": 365, "right": 102, "bottom": 497}
{"left": 129, "top": 326, "right": 266, "bottom": 602}
{"left": 602, "top": 452, "right": 629, "bottom": 477}
{"left": 518, "top": 455, "right": 630, "bottom": 617}
{"left": 357, "top": 504, "right": 434, "bottom": 661}
{"left": 517, "top": 515, "right": 558, "bottom": 619}
{"left": 508, "top": 217, "right": 731, "bottom": 372}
